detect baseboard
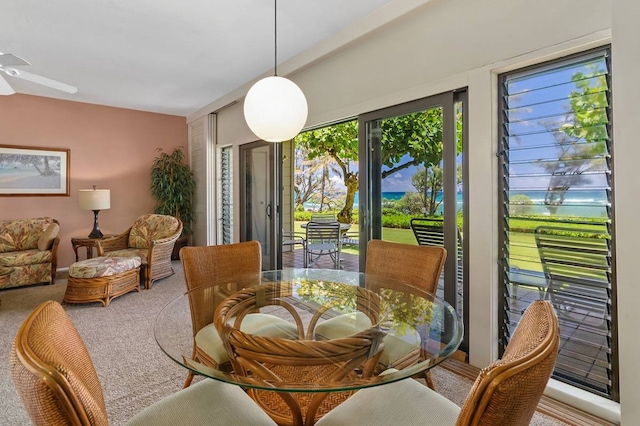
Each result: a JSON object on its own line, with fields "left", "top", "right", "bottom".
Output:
{"left": 440, "top": 359, "right": 616, "bottom": 426}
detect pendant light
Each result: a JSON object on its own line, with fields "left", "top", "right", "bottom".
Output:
{"left": 243, "top": 0, "right": 308, "bottom": 142}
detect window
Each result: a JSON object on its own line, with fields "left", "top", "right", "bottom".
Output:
{"left": 219, "top": 146, "right": 233, "bottom": 244}
{"left": 498, "top": 47, "right": 617, "bottom": 400}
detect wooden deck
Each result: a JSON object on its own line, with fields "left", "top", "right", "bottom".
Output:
{"left": 282, "top": 248, "right": 360, "bottom": 271}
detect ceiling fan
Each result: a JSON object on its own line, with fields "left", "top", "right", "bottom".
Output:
{"left": 0, "top": 52, "right": 77, "bottom": 95}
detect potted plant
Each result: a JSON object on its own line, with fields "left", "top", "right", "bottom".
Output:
{"left": 150, "top": 147, "right": 195, "bottom": 256}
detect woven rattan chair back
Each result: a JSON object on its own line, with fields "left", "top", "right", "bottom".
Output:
{"left": 215, "top": 284, "right": 385, "bottom": 426}
{"left": 180, "top": 241, "right": 262, "bottom": 338}
{"left": 10, "top": 301, "right": 109, "bottom": 426}
{"left": 179, "top": 241, "right": 262, "bottom": 386}
{"left": 456, "top": 300, "right": 559, "bottom": 425}
{"left": 364, "top": 239, "right": 447, "bottom": 388}
{"left": 366, "top": 239, "right": 446, "bottom": 295}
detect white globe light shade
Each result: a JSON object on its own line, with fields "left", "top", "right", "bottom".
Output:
{"left": 243, "top": 76, "right": 308, "bottom": 142}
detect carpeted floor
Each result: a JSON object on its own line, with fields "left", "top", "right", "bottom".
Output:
{"left": 0, "top": 261, "right": 568, "bottom": 425}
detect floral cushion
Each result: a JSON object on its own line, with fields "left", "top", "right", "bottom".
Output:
{"left": 128, "top": 214, "right": 179, "bottom": 249}
{"left": 103, "top": 249, "right": 148, "bottom": 264}
{"left": 69, "top": 256, "right": 141, "bottom": 279}
{"left": 0, "top": 217, "right": 57, "bottom": 253}
{"left": 0, "top": 264, "right": 51, "bottom": 289}
{"left": 0, "top": 250, "right": 52, "bottom": 267}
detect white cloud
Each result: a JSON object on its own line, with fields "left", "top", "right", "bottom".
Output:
{"left": 330, "top": 175, "right": 347, "bottom": 192}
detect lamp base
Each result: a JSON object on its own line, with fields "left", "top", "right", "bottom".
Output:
{"left": 88, "top": 210, "right": 104, "bottom": 238}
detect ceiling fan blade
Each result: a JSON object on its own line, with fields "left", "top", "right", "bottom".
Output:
{"left": 0, "top": 74, "right": 15, "bottom": 95}
{"left": 6, "top": 68, "right": 77, "bottom": 94}
{"left": 0, "top": 53, "right": 30, "bottom": 67}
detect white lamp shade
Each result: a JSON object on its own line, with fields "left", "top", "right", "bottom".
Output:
{"left": 79, "top": 189, "right": 110, "bottom": 210}
{"left": 243, "top": 76, "right": 308, "bottom": 142}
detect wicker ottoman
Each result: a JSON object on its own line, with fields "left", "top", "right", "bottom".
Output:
{"left": 64, "top": 256, "right": 141, "bottom": 307}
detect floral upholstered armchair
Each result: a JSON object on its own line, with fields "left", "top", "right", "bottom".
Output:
{"left": 0, "top": 217, "right": 60, "bottom": 289}
{"left": 97, "top": 214, "right": 182, "bottom": 289}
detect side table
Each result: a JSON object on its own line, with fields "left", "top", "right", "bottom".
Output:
{"left": 71, "top": 235, "right": 115, "bottom": 262}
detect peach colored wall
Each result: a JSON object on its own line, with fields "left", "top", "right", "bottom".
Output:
{"left": 0, "top": 94, "right": 187, "bottom": 271}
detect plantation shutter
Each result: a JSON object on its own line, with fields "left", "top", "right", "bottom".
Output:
{"left": 219, "top": 146, "right": 233, "bottom": 244}
{"left": 498, "top": 47, "right": 617, "bottom": 400}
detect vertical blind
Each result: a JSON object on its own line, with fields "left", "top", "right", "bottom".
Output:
{"left": 498, "top": 47, "right": 617, "bottom": 400}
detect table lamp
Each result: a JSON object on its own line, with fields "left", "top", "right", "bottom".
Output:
{"left": 79, "top": 186, "right": 110, "bottom": 238}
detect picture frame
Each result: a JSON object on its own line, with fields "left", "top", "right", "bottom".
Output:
{"left": 0, "top": 145, "right": 70, "bottom": 196}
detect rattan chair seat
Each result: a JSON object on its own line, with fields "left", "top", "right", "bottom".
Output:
{"left": 179, "top": 241, "right": 300, "bottom": 388}
{"left": 314, "top": 239, "right": 446, "bottom": 388}
{"left": 10, "top": 300, "right": 277, "bottom": 426}
{"left": 316, "top": 300, "right": 560, "bottom": 426}
{"left": 215, "top": 284, "right": 385, "bottom": 426}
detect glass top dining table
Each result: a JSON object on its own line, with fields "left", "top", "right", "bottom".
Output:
{"left": 155, "top": 268, "right": 463, "bottom": 393}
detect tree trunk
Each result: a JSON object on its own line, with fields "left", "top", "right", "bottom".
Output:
{"left": 337, "top": 173, "right": 358, "bottom": 223}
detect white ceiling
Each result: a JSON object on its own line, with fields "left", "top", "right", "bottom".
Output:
{"left": 0, "top": 0, "right": 397, "bottom": 117}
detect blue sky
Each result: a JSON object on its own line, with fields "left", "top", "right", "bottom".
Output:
{"left": 310, "top": 55, "right": 609, "bottom": 197}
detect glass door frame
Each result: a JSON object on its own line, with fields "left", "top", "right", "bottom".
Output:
{"left": 239, "top": 140, "right": 282, "bottom": 270}
{"left": 358, "top": 90, "right": 469, "bottom": 352}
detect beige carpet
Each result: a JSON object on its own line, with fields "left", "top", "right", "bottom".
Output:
{"left": 0, "top": 261, "right": 568, "bottom": 425}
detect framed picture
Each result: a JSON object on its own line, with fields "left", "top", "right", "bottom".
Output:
{"left": 0, "top": 145, "right": 70, "bottom": 196}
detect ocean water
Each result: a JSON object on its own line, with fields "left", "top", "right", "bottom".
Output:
{"left": 305, "top": 190, "right": 608, "bottom": 218}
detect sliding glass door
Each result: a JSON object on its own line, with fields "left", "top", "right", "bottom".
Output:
{"left": 358, "top": 90, "right": 468, "bottom": 351}
{"left": 239, "top": 141, "right": 282, "bottom": 270}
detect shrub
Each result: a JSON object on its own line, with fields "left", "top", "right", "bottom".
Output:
{"left": 510, "top": 194, "right": 535, "bottom": 215}
{"left": 381, "top": 213, "right": 412, "bottom": 229}
{"left": 396, "top": 192, "right": 426, "bottom": 215}
{"left": 295, "top": 211, "right": 312, "bottom": 221}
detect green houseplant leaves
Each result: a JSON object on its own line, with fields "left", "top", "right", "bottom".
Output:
{"left": 150, "top": 147, "right": 195, "bottom": 236}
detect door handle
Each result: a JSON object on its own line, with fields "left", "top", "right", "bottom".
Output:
{"left": 266, "top": 203, "right": 272, "bottom": 218}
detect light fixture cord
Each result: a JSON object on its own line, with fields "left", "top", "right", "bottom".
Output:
{"left": 274, "top": 0, "right": 278, "bottom": 76}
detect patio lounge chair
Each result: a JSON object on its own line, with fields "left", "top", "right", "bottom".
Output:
{"left": 534, "top": 225, "right": 611, "bottom": 331}
{"left": 410, "top": 217, "right": 463, "bottom": 295}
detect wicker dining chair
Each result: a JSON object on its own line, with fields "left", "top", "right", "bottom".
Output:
{"left": 10, "top": 300, "right": 277, "bottom": 426}
{"left": 314, "top": 239, "right": 447, "bottom": 388}
{"left": 97, "top": 214, "right": 182, "bottom": 289}
{"left": 215, "top": 284, "right": 385, "bottom": 426}
{"left": 179, "top": 241, "right": 299, "bottom": 388}
{"left": 316, "top": 300, "right": 560, "bottom": 426}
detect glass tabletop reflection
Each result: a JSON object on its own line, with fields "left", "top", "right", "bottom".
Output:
{"left": 155, "top": 268, "right": 463, "bottom": 393}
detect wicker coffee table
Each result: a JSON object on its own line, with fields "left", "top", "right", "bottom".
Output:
{"left": 64, "top": 256, "right": 141, "bottom": 307}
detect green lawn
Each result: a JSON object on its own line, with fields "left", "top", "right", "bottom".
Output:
{"left": 381, "top": 227, "right": 418, "bottom": 245}
{"left": 292, "top": 221, "right": 548, "bottom": 273}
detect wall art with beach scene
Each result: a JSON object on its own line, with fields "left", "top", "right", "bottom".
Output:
{"left": 0, "top": 145, "right": 70, "bottom": 196}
